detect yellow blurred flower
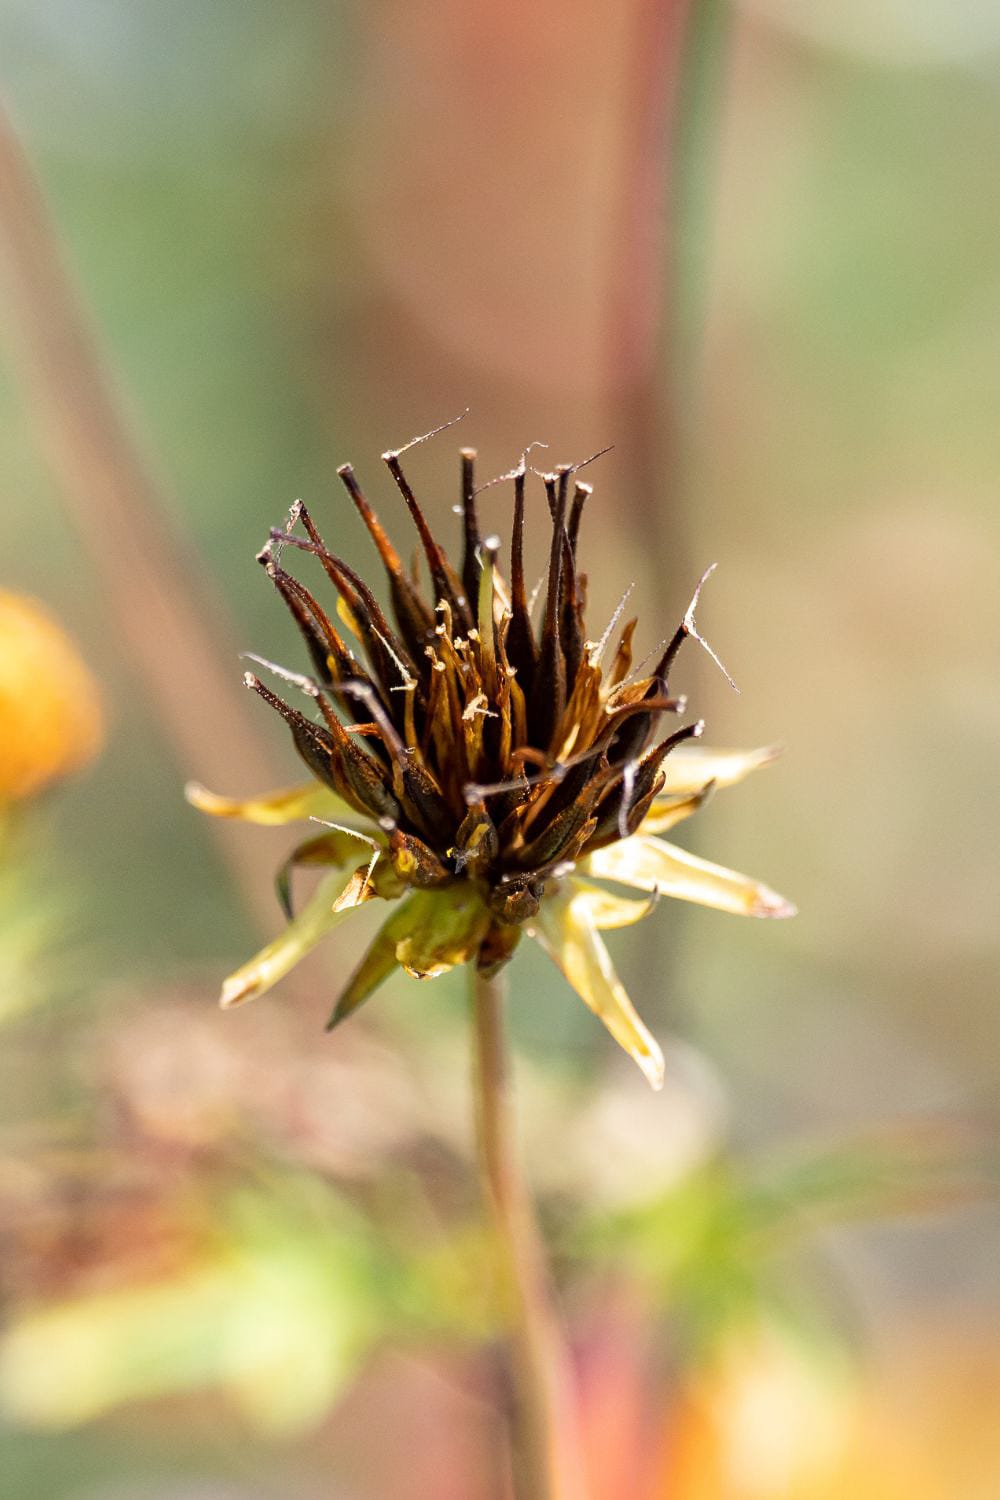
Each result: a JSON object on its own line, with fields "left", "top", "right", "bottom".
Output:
{"left": 0, "top": 589, "right": 103, "bottom": 803}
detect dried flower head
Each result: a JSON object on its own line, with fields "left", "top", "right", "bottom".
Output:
{"left": 188, "top": 432, "right": 794, "bottom": 1087}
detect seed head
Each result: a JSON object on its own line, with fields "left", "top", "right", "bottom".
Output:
{"left": 188, "top": 437, "right": 794, "bottom": 1087}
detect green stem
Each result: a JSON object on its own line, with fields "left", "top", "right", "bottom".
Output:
{"left": 471, "top": 966, "right": 588, "bottom": 1500}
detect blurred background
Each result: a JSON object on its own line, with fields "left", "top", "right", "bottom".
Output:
{"left": 1, "top": 1, "right": 999, "bottom": 1496}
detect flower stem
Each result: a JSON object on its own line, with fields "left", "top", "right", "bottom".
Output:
{"left": 471, "top": 965, "right": 588, "bottom": 1500}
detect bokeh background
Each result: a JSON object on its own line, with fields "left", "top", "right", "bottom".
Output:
{"left": 1, "top": 2, "right": 999, "bottom": 1496}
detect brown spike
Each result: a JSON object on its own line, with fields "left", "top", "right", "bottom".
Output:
{"left": 270, "top": 566, "right": 409, "bottom": 746}
{"left": 607, "top": 617, "right": 638, "bottom": 689}
{"left": 396, "top": 754, "right": 456, "bottom": 847}
{"left": 529, "top": 471, "right": 568, "bottom": 749}
{"left": 543, "top": 747, "right": 610, "bottom": 823}
{"left": 459, "top": 448, "right": 481, "bottom": 608}
{"left": 262, "top": 558, "right": 338, "bottom": 687}
{"left": 558, "top": 529, "right": 584, "bottom": 691}
{"left": 337, "top": 464, "right": 435, "bottom": 652}
{"left": 544, "top": 471, "right": 571, "bottom": 635}
{"left": 514, "top": 776, "right": 601, "bottom": 872}
{"left": 337, "top": 464, "right": 403, "bottom": 572}
{"left": 244, "top": 672, "right": 344, "bottom": 796}
{"left": 319, "top": 708, "right": 402, "bottom": 825}
{"left": 652, "top": 620, "right": 686, "bottom": 686}
{"left": 506, "top": 464, "right": 537, "bottom": 688}
{"left": 277, "top": 513, "right": 419, "bottom": 704}
{"left": 631, "top": 720, "right": 703, "bottom": 807}
{"left": 618, "top": 579, "right": 701, "bottom": 762}
{"left": 335, "top": 675, "right": 407, "bottom": 758}
{"left": 293, "top": 507, "right": 410, "bottom": 658}
{"left": 651, "top": 566, "right": 733, "bottom": 693}
{"left": 265, "top": 562, "right": 355, "bottom": 685}
{"left": 604, "top": 688, "right": 686, "bottom": 768}
{"left": 568, "top": 480, "right": 590, "bottom": 556}
{"left": 592, "top": 721, "right": 704, "bottom": 844}
{"left": 383, "top": 450, "right": 473, "bottom": 628}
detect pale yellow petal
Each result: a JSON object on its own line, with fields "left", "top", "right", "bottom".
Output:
{"left": 566, "top": 876, "right": 658, "bottom": 930}
{"left": 584, "top": 835, "right": 796, "bottom": 919}
{"left": 185, "top": 779, "right": 355, "bottom": 826}
{"left": 638, "top": 782, "right": 714, "bottom": 835}
{"left": 657, "top": 743, "right": 782, "bottom": 795}
{"left": 220, "top": 868, "right": 374, "bottom": 1009}
{"left": 531, "top": 887, "right": 664, "bottom": 1089}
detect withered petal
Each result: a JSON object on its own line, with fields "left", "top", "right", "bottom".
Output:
{"left": 529, "top": 884, "right": 664, "bottom": 1089}
{"left": 220, "top": 867, "right": 379, "bottom": 1010}
{"left": 657, "top": 742, "right": 783, "bottom": 793}
{"left": 184, "top": 779, "right": 354, "bottom": 827}
{"left": 584, "top": 835, "right": 797, "bottom": 919}
{"left": 563, "top": 876, "right": 658, "bottom": 931}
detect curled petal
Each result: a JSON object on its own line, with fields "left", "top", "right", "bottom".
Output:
{"left": 277, "top": 826, "right": 395, "bottom": 919}
{"left": 332, "top": 866, "right": 379, "bottom": 912}
{"left": 584, "top": 835, "right": 796, "bottom": 919}
{"left": 185, "top": 779, "right": 356, "bottom": 827}
{"left": 565, "top": 876, "right": 658, "bottom": 931}
{"left": 657, "top": 743, "right": 782, "bottom": 795}
{"left": 530, "top": 886, "right": 664, "bottom": 1089}
{"left": 220, "top": 868, "right": 377, "bottom": 1009}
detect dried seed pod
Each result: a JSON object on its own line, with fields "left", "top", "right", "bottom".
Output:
{"left": 191, "top": 436, "right": 794, "bottom": 1088}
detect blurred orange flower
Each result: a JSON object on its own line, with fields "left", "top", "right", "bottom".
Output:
{"left": 658, "top": 1324, "right": 957, "bottom": 1500}
{"left": 0, "top": 589, "right": 103, "bottom": 803}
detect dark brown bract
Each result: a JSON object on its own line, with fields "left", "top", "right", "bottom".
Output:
{"left": 250, "top": 444, "right": 697, "bottom": 943}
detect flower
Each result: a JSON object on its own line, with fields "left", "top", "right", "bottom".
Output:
{"left": 187, "top": 437, "right": 794, "bottom": 1088}
{"left": 0, "top": 589, "right": 103, "bottom": 805}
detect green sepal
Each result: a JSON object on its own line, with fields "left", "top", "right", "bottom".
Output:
{"left": 326, "top": 885, "right": 491, "bottom": 1031}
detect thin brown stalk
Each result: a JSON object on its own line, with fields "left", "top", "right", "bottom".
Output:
{"left": 471, "top": 966, "right": 589, "bottom": 1500}
{"left": 0, "top": 99, "right": 285, "bottom": 931}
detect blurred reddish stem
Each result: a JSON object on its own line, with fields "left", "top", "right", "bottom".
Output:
{"left": 0, "top": 99, "right": 286, "bottom": 932}
{"left": 604, "top": 0, "right": 730, "bottom": 563}
{"left": 472, "top": 967, "right": 590, "bottom": 1500}
{"left": 605, "top": 0, "right": 690, "bottom": 556}
{"left": 576, "top": 1291, "right": 658, "bottom": 1500}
